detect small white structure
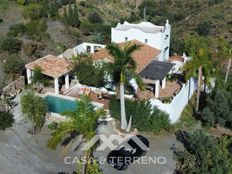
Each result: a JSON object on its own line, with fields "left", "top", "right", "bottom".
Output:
{"left": 111, "top": 20, "right": 171, "bottom": 62}
{"left": 73, "top": 42, "right": 106, "bottom": 55}
{"left": 25, "top": 55, "right": 71, "bottom": 94}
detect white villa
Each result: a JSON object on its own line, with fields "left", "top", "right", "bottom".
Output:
{"left": 111, "top": 20, "right": 171, "bottom": 62}
{"left": 25, "top": 20, "right": 194, "bottom": 123}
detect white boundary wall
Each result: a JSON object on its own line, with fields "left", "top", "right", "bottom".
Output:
{"left": 149, "top": 78, "right": 195, "bottom": 123}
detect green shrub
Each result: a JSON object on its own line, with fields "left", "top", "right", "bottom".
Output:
{"left": 93, "top": 32, "right": 105, "bottom": 44}
{"left": 88, "top": 12, "right": 103, "bottom": 24}
{"left": 0, "top": 111, "right": 14, "bottom": 130}
{"left": 48, "top": 122, "right": 58, "bottom": 130}
{"left": 17, "top": 0, "right": 27, "bottom": 5}
{"left": 196, "top": 22, "right": 212, "bottom": 36}
{"left": 25, "top": 20, "right": 48, "bottom": 41}
{"left": 23, "top": 42, "right": 38, "bottom": 56}
{"left": 109, "top": 96, "right": 171, "bottom": 133}
{"left": 8, "top": 23, "right": 27, "bottom": 37}
{"left": 73, "top": 57, "right": 105, "bottom": 87}
{"left": 201, "top": 89, "right": 232, "bottom": 128}
{"left": 173, "top": 130, "right": 232, "bottom": 174}
{"left": 21, "top": 90, "right": 47, "bottom": 133}
{"left": 3, "top": 55, "right": 25, "bottom": 76}
{"left": 22, "top": 3, "right": 47, "bottom": 21}
{"left": 0, "top": 37, "right": 22, "bottom": 54}
{"left": 48, "top": 1, "right": 60, "bottom": 19}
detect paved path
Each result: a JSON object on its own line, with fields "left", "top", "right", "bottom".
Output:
{"left": 0, "top": 96, "right": 76, "bottom": 174}
{"left": 95, "top": 122, "right": 182, "bottom": 174}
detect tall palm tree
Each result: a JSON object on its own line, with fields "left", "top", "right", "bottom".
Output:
{"left": 183, "top": 34, "right": 213, "bottom": 112}
{"left": 106, "top": 42, "right": 142, "bottom": 130}
{"left": 47, "top": 95, "right": 106, "bottom": 174}
{"left": 217, "top": 39, "right": 232, "bottom": 83}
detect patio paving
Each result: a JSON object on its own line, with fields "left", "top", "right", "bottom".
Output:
{"left": 137, "top": 81, "right": 181, "bottom": 100}
{"left": 66, "top": 88, "right": 110, "bottom": 109}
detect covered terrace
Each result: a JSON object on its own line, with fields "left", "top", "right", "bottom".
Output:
{"left": 139, "top": 60, "right": 176, "bottom": 99}
{"left": 25, "top": 55, "right": 71, "bottom": 94}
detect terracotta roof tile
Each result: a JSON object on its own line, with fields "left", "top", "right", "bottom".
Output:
{"left": 25, "top": 55, "right": 71, "bottom": 78}
{"left": 169, "top": 55, "right": 184, "bottom": 62}
{"left": 91, "top": 40, "right": 161, "bottom": 73}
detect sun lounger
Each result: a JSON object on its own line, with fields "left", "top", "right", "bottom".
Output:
{"left": 84, "top": 88, "right": 91, "bottom": 95}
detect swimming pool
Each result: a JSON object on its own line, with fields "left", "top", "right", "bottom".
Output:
{"left": 45, "top": 95, "right": 78, "bottom": 114}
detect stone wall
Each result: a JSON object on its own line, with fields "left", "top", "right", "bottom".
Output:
{"left": 2, "top": 76, "right": 25, "bottom": 95}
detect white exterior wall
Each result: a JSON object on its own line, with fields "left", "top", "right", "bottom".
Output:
{"left": 149, "top": 78, "right": 195, "bottom": 123}
{"left": 162, "top": 22, "right": 171, "bottom": 61}
{"left": 111, "top": 20, "right": 171, "bottom": 61}
{"left": 112, "top": 28, "right": 163, "bottom": 50}
{"left": 73, "top": 42, "right": 106, "bottom": 55}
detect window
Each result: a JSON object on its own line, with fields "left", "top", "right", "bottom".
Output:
{"left": 145, "top": 39, "right": 148, "bottom": 43}
{"left": 86, "top": 46, "right": 91, "bottom": 53}
{"left": 165, "top": 35, "right": 169, "bottom": 40}
{"left": 125, "top": 37, "right": 128, "bottom": 41}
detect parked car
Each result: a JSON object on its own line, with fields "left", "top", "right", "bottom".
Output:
{"left": 107, "top": 135, "right": 149, "bottom": 170}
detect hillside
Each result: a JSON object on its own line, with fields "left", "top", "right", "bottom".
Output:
{"left": 0, "top": 0, "right": 231, "bottom": 87}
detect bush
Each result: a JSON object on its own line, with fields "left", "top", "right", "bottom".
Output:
{"left": 25, "top": 20, "right": 48, "bottom": 41}
{"left": 88, "top": 12, "right": 103, "bottom": 24}
{"left": 79, "top": 1, "right": 86, "bottom": 6}
{"left": 8, "top": 23, "right": 27, "bottom": 37}
{"left": 0, "top": 111, "right": 14, "bottom": 130}
{"left": 73, "top": 57, "right": 105, "bottom": 87}
{"left": 201, "top": 89, "right": 232, "bottom": 128}
{"left": 23, "top": 42, "right": 38, "bottom": 56}
{"left": 21, "top": 90, "right": 47, "bottom": 133}
{"left": 22, "top": 3, "right": 47, "bottom": 21}
{"left": 0, "top": 37, "right": 22, "bottom": 54}
{"left": 3, "top": 55, "right": 25, "bottom": 76}
{"left": 48, "top": 122, "right": 58, "bottom": 130}
{"left": 196, "top": 22, "right": 212, "bottom": 36}
{"left": 17, "top": 0, "right": 27, "bottom": 5}
{"left": 173, "top": 130, "right": 232, "bottom": 174}
{"left": 109, "top": 96, "right": 171, "bottom": 133}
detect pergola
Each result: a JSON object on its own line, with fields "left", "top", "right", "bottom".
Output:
{"left": 25, "top": 55, "right": 71, "bottom": 94}
{"left": 139, "top": 61, "right": 174, "bottom": 98}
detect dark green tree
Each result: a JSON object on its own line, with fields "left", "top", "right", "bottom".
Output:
{"left": 196, "top": 22, "right": 212, "bottom": 36}
{"left": 0, "top": 37, "right": 22, "bottom": 54}
{"left": 3, "top": 55, "right": 25, "bottom": 79}
{"left": 173, "top": 130, "right": 232, "bottom": 174}
{"left": 72, "top": 56, "right": 105, "bottom": 87}
{"left": 21, "top": 90, "right": 47, "bottom": 133}
{"left": 0, "top": 110, "right": 14, "bottom": 130}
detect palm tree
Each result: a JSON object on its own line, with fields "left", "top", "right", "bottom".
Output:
{"left": 47, "top": 95, "right": 106, "bottom": 174}
{"left": 183, "top": 34, "right": 213, "bottom": 112}
{"left": 217, "top": 39, "right": 232, "bottom": 83}
{"left": 106, "top": 42, "right": 142, "bottom": 131}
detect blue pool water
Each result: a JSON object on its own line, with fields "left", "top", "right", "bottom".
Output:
{"left": 45, "top": 95, "right": 78, "bottom": 114}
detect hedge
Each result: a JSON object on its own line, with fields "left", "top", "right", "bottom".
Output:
{"left": 109, "top": 96, "right": 171, "bottom": 133}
